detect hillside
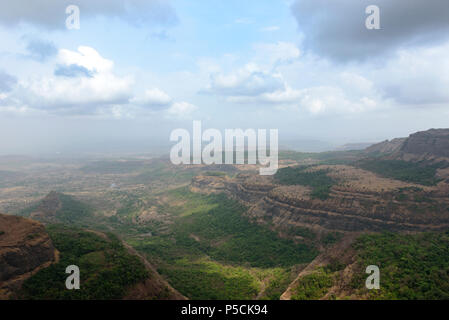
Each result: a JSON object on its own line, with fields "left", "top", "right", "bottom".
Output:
{"left": 282, "top": 231, "right": 449, "bottom": 300}
{"left": 20, "top": 191, "right": 94, "bottom": 225}
{"left": 0, "top": 214, "right": 57, "bottom": 299}
{"left": 15, "top": 226, "right": 185, "bottom": 300}
{"left": 365, "top": 128, "right": 449, "bottom": 163}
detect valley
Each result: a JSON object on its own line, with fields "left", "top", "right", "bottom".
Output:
{"left": 1, "top": 128, "right": 449, "bottom": 300}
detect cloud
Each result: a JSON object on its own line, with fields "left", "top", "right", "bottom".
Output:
{"left": 373, "top": 42, "right": 449, "bottom": 105}
{"left": 294, "top": 86, "right": 379, "bottom": 115}
{"left": 167, "top": 101, "right": 198, "bottom": 118}
{"left": 2, "top": 45, "right": 198, "bottom": 119}
{"left": 291, "top": 0, "right": 449, "bottom": 61}
{"left": 0, "top": 0, "right": 178, "bottom": 29}
{"left": 54, "top": 64, "right": 94, "bottom": 78}
{"left": 58, "top": 46, "right": 114, "bottom": 73}
{"left": 15, "top": 46, "right": 133, "bottom": 114}
{"left": 22, "top": 37, "right": 57, "bottom": 62}
{"left": 0, "top": 70, "right": 17, "bottom": 92}
{"left": 130, "top": 88, "right": 172, "bottom": 109}
{"left": 203, "top": 63, "right": 285, "bottom": 97}
{"left": 253, "top": 42, "right": 300, "bottom": 65}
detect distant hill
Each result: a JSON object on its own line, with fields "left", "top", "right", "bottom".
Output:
{"left": 365, "top": 138, "right": 407, "bottom": 155}
{"left": 365, "top": 128, "right": 449, "bottom": 162}
{"left": 21, "top": 191, "right": 93, "bottom": 225}
{"left": 334, "top": 142, "right": 374, "bottom": 151}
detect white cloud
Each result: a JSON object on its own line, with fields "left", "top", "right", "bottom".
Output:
{"left": 17, "top": 46, "right": 133, "bottom": 113}
{"left": 58, "top": 46, "right": 114, "bottom": 73}
{"left": 1, "top": 45, "right": 200, "bottom": 120}
{"left": 167, "top": 101, "right": 198, "bottom": 118}
{"left": 130, "top": 88, "right": 172, "bottom": 108}
{"left": 253, "top": 41, "right": 300, "bottom": 66}
{"left": 204, "top": 63, "right": 285, "bottom": 97}
{"left": 295, "top": 86, "right": 379, "bottom": 115}
{"left": 373, "top": 42, "right": 449, "bottom": 105}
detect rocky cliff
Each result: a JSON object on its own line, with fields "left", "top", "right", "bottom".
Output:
{"left": 191, "top": 167, "right": 449, "bottom": 235}
{"left": 400, "top": 129, "right": 449, "bottom": 158}
{"left": 0, "top": 214, "right": 57, "bottom": 299}
{"left": 365, "top": 128, "right": 449, "bottom": 162}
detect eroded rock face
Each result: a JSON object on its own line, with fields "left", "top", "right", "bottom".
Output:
{"left": 400, "top": 129, "right": 449, "bottom": 158}
{"left": 365, "top": 128, "right": 449, "bottom": 161}
{"left": 0, "top": 214, "right": 56, "bottom": 299}
{"left": 191, "top": 172, "right": 449, "bottom": 233}
{"left": 365, "top": 138, "right": 406, "bottom": 154}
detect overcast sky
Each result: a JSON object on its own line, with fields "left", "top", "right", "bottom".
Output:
{"left": 0, "top": 0, "right": 448, "bottom": 155}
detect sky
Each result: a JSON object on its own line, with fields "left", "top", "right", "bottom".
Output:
{"left": 0, "top": 0, "right": 449, "bottom": 155}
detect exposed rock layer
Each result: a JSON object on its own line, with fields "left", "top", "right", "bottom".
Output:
{"left": 0, "top": 214, "right": 56, "bottom": 299}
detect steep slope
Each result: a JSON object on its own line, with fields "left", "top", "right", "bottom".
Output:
{"left": 0, "top": 214, "right": 57, "bottom": 299}
{"left": 365, "top": 138, "right": 406, "bottom": 155}
{"left": 365, "top": 128, "right": 449, "bottom": 163}
{"left": 15, "top": 226, "right": 185, "bottom": 300}
{"left": 283, "top": 231, "right": 449, "bottom": 300}
{"left": 191, "top": 167, "right": 449, "bottom": 234}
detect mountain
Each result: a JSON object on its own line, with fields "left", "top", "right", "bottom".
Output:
{"left": 0, "top": 214, "right": 57, "bottom": 299}
{"left": 21, "top": 191, "right": 93, "bottom": 225}
{"left": 400, "top": 128, "right": 449, "bottom": 159}
{"left": 364, "top": 138, "right": 406, "bottom": 154}
{"left": 365, "top": 128, "right": 449, "bottom": 162}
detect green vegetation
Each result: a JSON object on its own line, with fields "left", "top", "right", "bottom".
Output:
{"left": 133, "top": 162, "right": 198, "bottom": 185}
{"left": 282, "top": 225, "right": 317, "bottom": 240}
{"left": 291, "top": 267, "right": 334, "bottom": 300}
{"left": 19, "top": 193, "right": 94, "bottom": 225}
{"left": 322, "top": 232, "right": 343, "bottom": 246}
{"left": 202, "top": 171, "right": 227, "bottom": 177}
{"left": 279, "top": 150, "right": 362, "bottom": 164}
{"left": 128, "top": 188, "right": 317, "bottom": 299}
{"left": 275, "top": 166, "right": 336, "bottom": 199}
{"left": 358, "top": 159, "right": 442, "bottom": 186}
{"left": 53, "top": 194, "right": 93, "bottom": 224}
{"left": 19, "top": 226, "right": 148, "bottom": 300}
{"left": 159, "top": 258, "right": 258, "bottom": 299}
{"left": 351, "top": 232, "right": 449, "bottom": 299}
{"left": 79, "top": 160, "right": 146, "bottom": 174}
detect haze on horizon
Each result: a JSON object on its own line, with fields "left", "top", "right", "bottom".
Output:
{"left": 0, "top": 0, "right": 448, "bottom": 156}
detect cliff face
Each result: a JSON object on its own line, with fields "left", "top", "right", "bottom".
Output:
{"left": 400, "top": 129, "right": 449, "bottom": 158}
{"left": 0, "top": 214, "right": 56, "bottom": 299}
{"left": 365, "top": 128, "right": 449, "bottom": 161}
{"left": 365, "top": 138, "right": 406, "bottom": 154}
{"left": 191, "top": 169, "right": 449, "bottom": 234}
